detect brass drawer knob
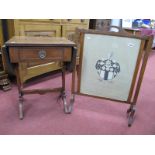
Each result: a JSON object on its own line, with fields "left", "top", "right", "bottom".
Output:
{"left": 38, "top": 50, "right": 46, "bottom": 59}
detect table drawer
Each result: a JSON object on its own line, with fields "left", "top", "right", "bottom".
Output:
{"left": 9, "top": 47, "right": 72, "bottom": 63}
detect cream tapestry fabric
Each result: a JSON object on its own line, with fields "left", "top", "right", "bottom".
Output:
{"left": 80, "top": 34, "right": 141, "bottom": 101}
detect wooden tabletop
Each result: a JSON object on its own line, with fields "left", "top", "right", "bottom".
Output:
{"left": 5, "top": 36, "right": 76, "bottom": 47}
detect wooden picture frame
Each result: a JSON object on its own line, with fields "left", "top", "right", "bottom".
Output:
{"left": 68, "top": 27, "right": 153, "bottom": 126}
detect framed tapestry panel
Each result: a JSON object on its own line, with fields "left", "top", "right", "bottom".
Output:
{"left": 79, "top": 33, "right": 142, "bottom": 102}
{"left": 68, "top": 28, "right": 153, "bottom": 126}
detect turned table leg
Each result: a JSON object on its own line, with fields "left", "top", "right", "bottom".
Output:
{"left": 19, "top": 92, "right": 24, "bottom": 120}
{"left": 67, "top": 63, "right": 76, "bottom": 113}
{"left": 57, "top": 62, "right": 68, "bottom": 113}
{"left": 68, "top": 47, "right": 77, "bottom": 113}
{"left": 15, "top": 64, "right": 24, "bottom": 120}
